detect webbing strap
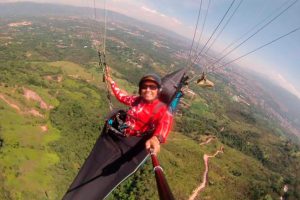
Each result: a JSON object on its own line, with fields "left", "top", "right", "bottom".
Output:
{"left": 98, "top": 51, "right": 113, "bottom": 111}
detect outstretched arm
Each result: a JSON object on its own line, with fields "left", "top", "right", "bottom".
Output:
{"left": 105, "top": 67, "right": 137, "bottom": 106}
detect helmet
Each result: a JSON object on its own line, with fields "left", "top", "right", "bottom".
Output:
{"left": 139, "top": 73, "right": 161, "bottom": 88}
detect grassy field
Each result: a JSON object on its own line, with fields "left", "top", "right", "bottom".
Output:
{"left": 0, "top": 84, "right": 60, "bottom": 200}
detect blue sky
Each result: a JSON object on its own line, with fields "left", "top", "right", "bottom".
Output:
{"left": 2, "top": 0, "right": 300, "bottom": 99}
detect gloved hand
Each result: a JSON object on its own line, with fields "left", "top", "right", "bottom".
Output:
{"left": 145, "top": 135, "right": 161, "bottom": 154}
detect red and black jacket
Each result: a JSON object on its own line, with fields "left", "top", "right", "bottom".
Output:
{"left": 110, "top": 81, "right": 173, "bottom": 143}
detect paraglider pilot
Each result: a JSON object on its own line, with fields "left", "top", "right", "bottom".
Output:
{"left": 105, "top": 67, "right": 173, "bottom": 154}
{"left": 63, "top": 68, "right": 174, "bottom": 200}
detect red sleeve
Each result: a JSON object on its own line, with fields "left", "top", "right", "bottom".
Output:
{"left": 153, "top": 108, "right": 173, "bottom": 143}
{"left": 110, "top": 81, "right": 138, "bottom": 106}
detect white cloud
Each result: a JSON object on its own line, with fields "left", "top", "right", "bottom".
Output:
{"left": 274, "top": 73, "right": 300, "bottom": 99}
{"left": 139, "top": 6, "right": 182, "bottom": 26}
{"left": 141, "top": 6, "right": 158, "bottom": 14}
{"left": 171, "top": 17, "right": 182, "bottom": 25}
{"left": 106, "top": 1, "right": 187, "bottom": 35}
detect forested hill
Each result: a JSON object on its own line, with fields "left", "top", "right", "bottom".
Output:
{"left": 0, "top": 2, "right": 299, "bottom": 200}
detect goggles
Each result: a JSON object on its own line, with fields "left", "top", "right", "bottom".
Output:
{"left": 140, "top": 84, "right": 158, "bottom": 90}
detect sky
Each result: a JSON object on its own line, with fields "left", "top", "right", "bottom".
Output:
{"left": 2, "top": 0, "right": 300, "bottom": 100}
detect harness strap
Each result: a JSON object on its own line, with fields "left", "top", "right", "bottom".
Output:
{"left": 98, "top": 51, "right": 113, "bottom": 111}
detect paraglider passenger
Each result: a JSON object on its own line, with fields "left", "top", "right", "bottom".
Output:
{"left": 105, "top": 67, "right": 173, "bottom": 154}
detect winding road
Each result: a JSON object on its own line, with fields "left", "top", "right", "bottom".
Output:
{"left": 188, "top": 137, "right": 224, "bottom": 200}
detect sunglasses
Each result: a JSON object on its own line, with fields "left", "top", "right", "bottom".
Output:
{"left": 140, "top": 84, "right": 158, "bottom": 90}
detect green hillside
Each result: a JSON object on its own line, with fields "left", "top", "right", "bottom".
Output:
{"left": 0, "top": 6, "right": 299, "bottom": 200}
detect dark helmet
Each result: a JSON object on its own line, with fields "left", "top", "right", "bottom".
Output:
{"left": 138, "top": 73, "right": 162, "bottom": 95}
{"left": 139, "top": 73, "right": 162, "bottom": 88}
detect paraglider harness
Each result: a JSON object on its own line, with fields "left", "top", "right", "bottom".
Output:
{"left": 63, "top": 67, "right": 189, "bottom": 200}
{"left": 105, "top": 102, "right": 164, "bottom": 138}
{"left": 106, "top": 110, "right": 129, "bottom": 137}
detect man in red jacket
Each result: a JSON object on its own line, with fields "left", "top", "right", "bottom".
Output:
{"left": 106, "top": 68, "right": 173, "bottom": 154}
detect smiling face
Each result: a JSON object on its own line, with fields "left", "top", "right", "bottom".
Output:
{"left": 140, "top": 80, "right": 159, "bottom": 102}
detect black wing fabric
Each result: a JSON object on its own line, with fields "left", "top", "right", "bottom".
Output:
{"left": 159, "top": 68, "right": 187, "bottom": 104}
{"left": 62, "top": 126, "right": 151, "bottom": 200}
